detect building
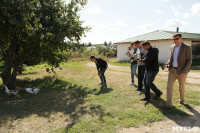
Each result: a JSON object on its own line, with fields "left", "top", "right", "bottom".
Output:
{"left": 115, "top": 30, "right": 200, "bottom": 63}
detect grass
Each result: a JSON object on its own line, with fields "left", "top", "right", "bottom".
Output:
{"left": 109, "top": 60, "right": 130, "bottom": 67}
{"left": 0, "top": 58, "right": 200, "bottom": 132}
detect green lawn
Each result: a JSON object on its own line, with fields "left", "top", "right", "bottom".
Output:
{"left": 0, "top": 58, "right": 200, "bottom": 133}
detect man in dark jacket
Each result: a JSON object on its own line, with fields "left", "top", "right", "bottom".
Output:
{"left": 90, "top": 56, "right": 108, "bottom": 87}
{"left": 140, "top": 41, "right": 162, "bottom": 101}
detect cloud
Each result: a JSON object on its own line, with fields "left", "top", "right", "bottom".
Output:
{"left": 137, "top": 23, "right": 155, "bottom": 32}
{"left": 83, "top": 20, "right": 128, "bottom": 33}
{"left": 157, "top": 20, "right": 161, "bottom": 23}
{"left": 112, "top": 20, "right": 128, "bottom": 27}
{"left": 174, "top": 11, "right": 180, "bottom": 16}
{"left": 164, "top": 18, "right": 188, "bottom": 28}
{"left": 155, "top": 10, "right": 163, "bottom": 14}
{"left": 170, "top": 6, "right": 176, "bottom": 11}
{"left": 191, "top": 2, "right": 200, "bottom": 15}
{"left": 85, "top": 6, "right": 102, "bottom": 14}
{"left": 160, "top": 0, "right": 170, "bottom": 2}
{"left": 183, "top": 12, "right": 191, "bottom": 18}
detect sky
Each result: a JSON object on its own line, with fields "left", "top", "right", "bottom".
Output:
{"left": 77, "top": 0, "right": 200, "bottom": 44}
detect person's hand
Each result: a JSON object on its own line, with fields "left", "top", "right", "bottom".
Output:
{"left": 178, "top": 73, "right": 185, "bottom": 79}
{"left": 125, "top": 51, "right": 130, "bottom": 56}
{"left": 139, "top": 59, "right": 142, "bottom": 62}
{"left": 98, "top": 71, "right": 101, "bottom": 77}
{"left": 165, "top": 62, "right": 169, "bottom": 65}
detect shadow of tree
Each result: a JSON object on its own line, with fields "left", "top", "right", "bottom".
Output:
{"left": 0, "top": 76, "right": 113, "bottom": 129}
{"left": 143, "top": 92, "right": 200, "bottom": 127}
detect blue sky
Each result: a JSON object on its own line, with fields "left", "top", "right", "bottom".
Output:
{"left": 78, "top": 0, "right": 200, "bottom": 44}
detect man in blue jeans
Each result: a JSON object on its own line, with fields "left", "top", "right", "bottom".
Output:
{"left": 90, "top": 56, "right": 108, "bottom": 87}
{"left": 140, "top": 41, "right": 163, "bottom": 101}
{"left": 135, "top": 41, "right": 147, "bottom": 91}
{"left": 126, "top": 42, "right": 138, "bottom": 86}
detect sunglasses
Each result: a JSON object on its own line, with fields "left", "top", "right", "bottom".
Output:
{"left": 173, "top": 38, "right": 180, "bottom": 40}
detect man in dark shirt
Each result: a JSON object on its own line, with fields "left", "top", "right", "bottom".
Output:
{"left": 140, "top": 41, "right": 162, "bottom": 101}
{"left": 90, "top": 56, "right": 108, "bottom": 87}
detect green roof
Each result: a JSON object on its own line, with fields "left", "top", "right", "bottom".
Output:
{"left": 116, "top": 30, "right": 200, "bottom": 44}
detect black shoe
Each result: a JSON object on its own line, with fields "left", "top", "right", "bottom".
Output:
{"left": 102, "top": 84, "right": 107, "bottom": 88}
{"left": 140, "top": 98, "right": 150, "bottom": 101}
{"left": 154, "top": 92, "right": 163, "bottom": 99}
{"left": 135, "top": 89, "right": 142, "bottom": 91}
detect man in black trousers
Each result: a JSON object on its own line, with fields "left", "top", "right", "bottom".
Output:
{"left": 140, "top": 41, "right": 163, "bottom": 101}
{"left": 90, "top": 56, "right": 108, "bottom": 87}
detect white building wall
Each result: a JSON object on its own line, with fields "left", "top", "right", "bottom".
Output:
{"left": 117, "top": 43, "right": 130, "bottom": 61}
{"left": 117, "top": 39, "right": 192, "bottom": 63}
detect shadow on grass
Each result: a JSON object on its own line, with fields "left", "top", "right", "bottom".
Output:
{"left": 143, "top": 92, "right": 200, "bottom": 127}
{"left": 95, "top": 86, "right": 113, "bottom": 95}
{"left": 0, "top": 76, "right": 113, "bottom": 130}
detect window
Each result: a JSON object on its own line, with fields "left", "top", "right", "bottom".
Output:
{"left": 192, "top": 41, "right": 200, "bottom": 56}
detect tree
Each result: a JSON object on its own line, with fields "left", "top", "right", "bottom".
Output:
{"left": 108, "top": 41, "right": 112, "bottom": 47}
{"left": 0, "top": 0, "right": 88, "bottom": 89}
{"left": 104, "top": 41, "right": 108, "bottom": 47}
{"left": 88, "top": 42, "right": 92, "bottom": 47}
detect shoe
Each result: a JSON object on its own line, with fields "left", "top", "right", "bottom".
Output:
{"left": 140, "top": 98, "right": 150, "bottom": 101}
{"left": 129, "top": 82, "right": 134, "bottom": 85}
{"left": 135, "top": 88, "right": 142, "bottom": 91}
{"left": 103, "top": 84, "right": 107, "bottom": 88}
{"left": 154, "top": 92, "right": 163, "bottom": 99}
{"left": 178, "top": 101, "right": 184, "bottom": 106}
{"left": 159, "top": 104, "right": 172, "bottom": 109}
{"left": 98, "top": 83, "right": 103, "bottom": 85}
{"left": 133, "top": 84, "right": 138, "bottom": 87}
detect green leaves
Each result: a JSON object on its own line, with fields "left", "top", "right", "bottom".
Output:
{"left": 0, "top": 0, "right": 88, "bottom": 66}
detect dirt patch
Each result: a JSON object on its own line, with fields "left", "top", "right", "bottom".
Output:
{"left": 87, "top": 63, "right": 200, "bottom": 85}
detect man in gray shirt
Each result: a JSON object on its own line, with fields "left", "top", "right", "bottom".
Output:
{"left": 135, "top": 40, "right": 148, "bottom": 91}
{"left": 128, "top": 40, "right": 148, "bottom": 91}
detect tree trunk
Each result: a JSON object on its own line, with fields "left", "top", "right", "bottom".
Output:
{"left": 0, "top": 42, "right": 18, "bottom": 90}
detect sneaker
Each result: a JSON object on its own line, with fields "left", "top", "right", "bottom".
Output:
{"left": 129, "top": 82, "right": 134, "bottom": 85}
{"left": 135, "top": 88, "right": 142, "bottom": 91}
{"left": 98, "top": 83, "right": 103, "bottom": 85}
{"left": 103, "top": 84, "right": 107, "bottom": 88}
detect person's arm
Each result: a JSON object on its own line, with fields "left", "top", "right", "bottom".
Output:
{"left": 129, "top": 52, "right": 137, "bottom": 58}
{"left": 166, "top": 45, "right": 174, "bottom": 65}
{"left": 181, "top": 46, "right": 192, "bottom": 74}
{"left": 142, "top": 49, "right": 157, "bottom": 63}
{"left": 95, "top": 59, "right": 100, "bottom": 71}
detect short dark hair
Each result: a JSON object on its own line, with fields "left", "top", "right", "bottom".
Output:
{"left": 90, "top": 56, "right": 95, "bottom": 59}
{"left": 130, "top": 41, "right": 135, "bottom": 46}
{"left": 134, "top": 40, "right": 140, "bottom": 44}
{"left": 142, "top": 41, "right": 151, "bottom": 46}
{"left": 173, "top": 33, "right": 182, "bottom": 38}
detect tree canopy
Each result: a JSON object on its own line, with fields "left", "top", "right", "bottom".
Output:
{"left": 0, "top": 0, "right": 88, "bottom": 89}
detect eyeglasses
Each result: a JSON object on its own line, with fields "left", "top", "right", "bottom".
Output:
{"left": 173, "top": 38, "right": 180, "bottom": 40}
